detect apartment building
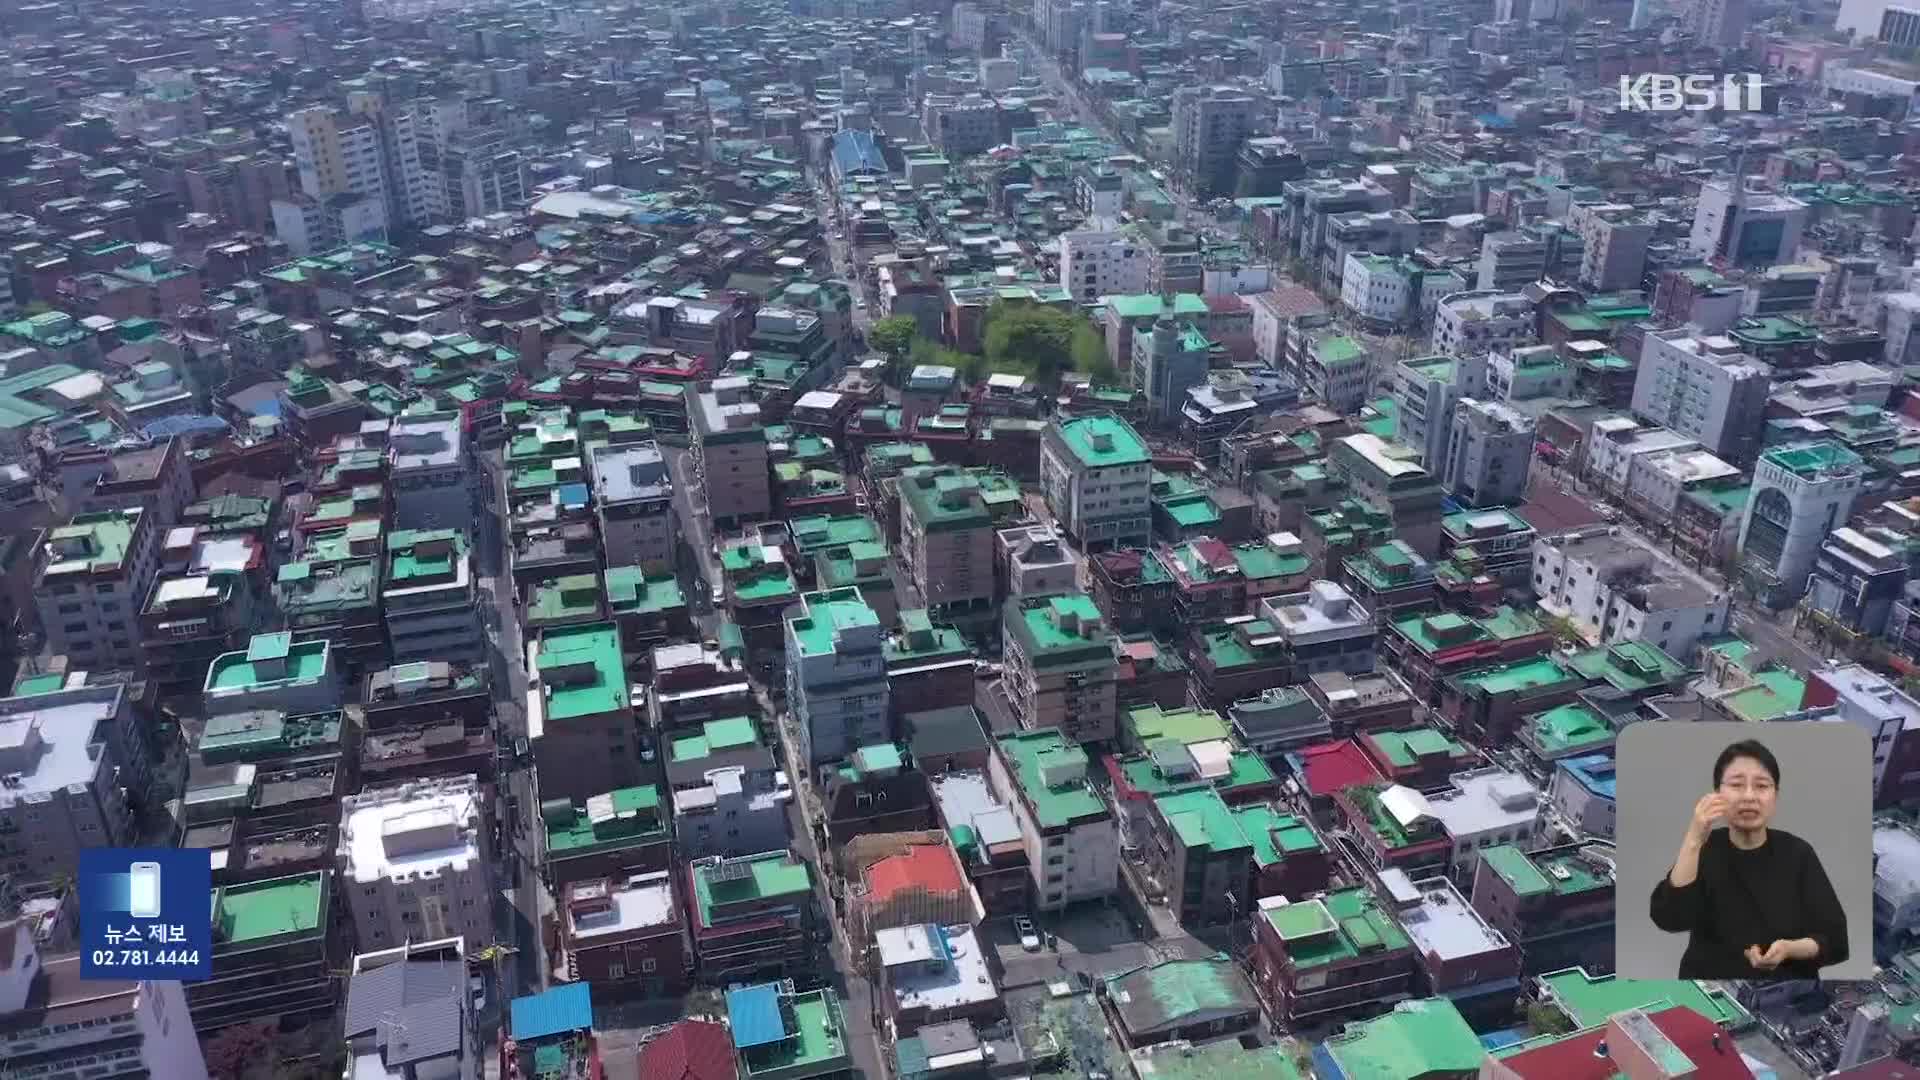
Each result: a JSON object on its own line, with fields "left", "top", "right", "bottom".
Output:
{"left": 51, "top": 436, "right": 195, "bottom": 527}
{"left": 991, "top": 729, "right": 1118, "bottom": 912}
{"left": 1039, "top": 414, "right": 1152, "bottom": 550}
{"left": 384, "top": 528, "right": 485, "bottom": 665}
{"left": 34, "top": 508, "right": 160, "bottom": 671}
{"left": 690, "top": 377, "right": 771, "bottom": 529}
{"left": 591, "top": 441, "right": 674, "bottom": 573}
{"left": 1003, "top": 592, "right": 1119, "bottom": 745}
{"left": 1328, "top": 433, "right": 1447, "bottom": 557}
{"left": 786, "top": 588, "right": 890, "bottom": 768}
{"left": 1442, "top": 398, "right": 1533, "bottom": 508}
{"left": 1059, "top": 229, "right": 1149, "bottom": 302}
{"left": 1431, "top": 291, "right": 1536, "bottom": 359}
{"left": 0, "top": 924, "right": 210, "bottom": 1080}
{"left": 387, "top": 409, "right": 470, "bottom": 533}
{"left": 527, "top": 622, "right": 641, "bottom": 802}
{"left": 562, "top": 870, "right": 690, "bottom": 997}
{"left": 1172, "top": 86, "right": 1256, "bottom": 198}
{"left": 338, "top": 775, "right": 493, "bottom": 952}
{"left": 1146, "top": 785, "right": 1255, "bottom": 928}
{"left": 1252, "top": 887, "right": 1416, "bottom": 1026}
{"left": 0, "top": 684, "right": 139, "bottom": 882}
{"left": 1631, "top": 329, "right": 1772, "bottom": 465}
{"left": 899, "top": 467, "right": 997, "bottom": 621}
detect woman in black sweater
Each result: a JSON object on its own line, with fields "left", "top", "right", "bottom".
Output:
{"left": 1648, "top": 739, "right": 1849, "bottom": 980}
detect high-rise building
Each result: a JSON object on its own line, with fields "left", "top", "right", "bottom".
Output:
{"left": 898, "top": 467, "right": 997, "bottom": 621}
{"left": 1039, "top": 414, "right": 1153, "bottom": 550}
{"left": 1172, "top": 86, "right": 1256, "bottom": 200}
{"left": 1737, "top": 441, "right": 1866, "bottom": 606}
{"left": 34, "top": 508, "right": 160, "bottom": 671}
{"left": 1134, "top": 316, "right": 1212, "bottom": 426}
{"left": 1059, "top": 229, "right": 1149, "bottom": 302}
{"left": 1630, "top": 328, "right": 1772, "bottom": 466}
{"left": 689, "top": 378, "right": 771, "bottom": 529}
{"left": 1689, "top": 0, "right": 1748, "bottom": 47}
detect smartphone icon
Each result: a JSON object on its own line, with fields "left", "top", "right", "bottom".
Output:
{"left": 128, "top": 862, "right": 162, "bottom": 919}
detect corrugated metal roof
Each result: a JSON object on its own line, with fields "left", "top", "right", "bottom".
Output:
{"left": 726, "top": 983, "right": 787, "bottom": 1049}
{"left": 509, "top": 982, "right": 593, "bottom": 1041}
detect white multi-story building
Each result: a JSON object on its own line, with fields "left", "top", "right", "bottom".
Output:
{"left": 1631, "top": 328, "right": 1772, "bottom": 465}
{"left": 1039, "top": 414, "right": 1152, "bottom": 550}
{"left": 1059, "top": 230, "right": 1149, "bottom": 303}
{"left": 0, "top": 684, "right": 140, "bottom": 879}
{"left": 786, "top": 588, "right": 890, "bottom": 767}
{"left": 1689, "top": 175, "right": 1808, "bottom": 267}
{"left": 0, "top": 923, "right": 209, "bottom": 1080}
{"left": 1441, "top": 397, "right": 1533, "bottom": 508}
{"left": 1420, "top": 768, "right": 1542, "bottom": 876}
{"left": 1739, "top": 441, "right": 1867, "bottom": 605}
{"left": 1881, "top": 292, "right": 1920, "bottom": 367}
{"left": 34, "top": 508, "right": 160, "bottom": 671}
{"left": 1533, "top": 527, "right": 1732, "bottom": 659}
{"left": 1581, "top": 418, "right": 1699, "bottom": 496}
{"left": 339, "top": 775, "right": 494, "bottom": 951}
{"left": 1625, "top": 446, "right": 1740, "bottom": 521}
{"left": 1341, "top": 254, "right": 1414, "bottom": 327}
{"left": 1391, "top": 355, "right": 1475, "bottom": 467}
{"left": 991, "top": 729, "right": 1118, "bottom": 912}
{"left": 1475, "top": 231, "right": 1547, "bottom": 291}
{"left": 1803, "top": 664, "right": 1917, "bottom": 802}
{"left": 387, "top": 410, "right": 469, "bottom": 533}
{"left": 1431, "top": 291, "right": 1536, "bottom": 358}
{"left": 590, "top": 442, "right": 674, "bottom": 573}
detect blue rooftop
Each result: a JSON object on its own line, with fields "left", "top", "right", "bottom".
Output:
{"left": 510, "top": 983, "right": 593, "bottom": 1041}
{"left": 1559, "top": 752, "right": 1616, "bottom": 799}
{"left": 832, "top": 130, "right": 886, "bottom": 176}
{"left": 143, "top": 414, "right": 229, "bottom": 439}
{"left": 557, "top": 482, "right": 590, "bottom": 509}
{"left": 727, "top": 982, "right": 787, "bottom": 1049}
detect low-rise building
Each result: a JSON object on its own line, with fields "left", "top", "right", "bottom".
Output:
{"left": 1251, "top": 887, "right": 1416, "bottom": 1026}
{"left": 875, "top": 922, "right": 1000, "bottom": 1031}
{"left": 343, "top": 938, "right": 480, "bottom": 1080}
{"left": 1385, "top": 870, "right": 1521, "bottom": 1018}
{"left": 1103, "top": 955, "right": 1262, "bottom": 1047}
{"left": 1039, "top": 414, "right": 1153, "bottom": 550}
{"left": 591, "top": 441, "right": 675, "bottom": 573}
{"left": 1532, "top": 527, "right": 1731, "bottom": 661}
{"left": 191, "top": 871, "right": 340, "bottom": 1030}
{"left": 1471, "top": 843, "right": 1616, "bottom": 977}
{"left": 542, "top": 785, "right": 672, "bottom": 890}
{"left": 1145, "top": 785, "right": 1254, "bottom": 928}
{"left": 387, "top": 410, "right": 470, "bottom": 533}
{"left": 666, "top": 716, "right": 787, "bottom": 860}
{"left": 561, "top": 870, "right": 691, "bottom": 997}
{"left": 687, "top": 850, "right": 814, "bottom": 983}
{"left": 786, "top": 588, "right": 890, "bottom": 768}
{"left": 1550, "top": 753, "right": 1617, "bottom": 837}
{"left": 1440, "top": 656, "right": 1586, "bottom": 745}
{"left": 203, "top": 632, "right": 340, "bottom": 717}
{"left": 727, "top": 983, "right": 852, "bottom": 1080}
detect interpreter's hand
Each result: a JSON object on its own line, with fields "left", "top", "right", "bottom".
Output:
{"left": 1747, "top": 939, "right": 1811, "bottom": 971}
{"left": 1687, "top": 793, "right": 1730, "bottom": 845}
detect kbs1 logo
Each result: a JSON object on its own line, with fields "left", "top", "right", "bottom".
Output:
{"left": 1617, "top": 73, "right": 1768, "bottom": 112}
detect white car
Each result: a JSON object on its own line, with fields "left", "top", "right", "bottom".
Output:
{"left": 1015, "top": 916, "right": 1041, "bottom": 952}
{"left": 711, "top": 583, "right": 726, "bottom": 605}
{"left": 773, "top": 770, "right": 794, "bottom": 802}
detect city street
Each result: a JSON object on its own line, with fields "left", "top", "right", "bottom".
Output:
{"left": 476, "top": 444, "right": 548, "bottom": 1000}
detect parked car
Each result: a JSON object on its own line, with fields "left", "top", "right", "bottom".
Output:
{"left": 1015, "top": 916, "right": 1041, "bottom": 952}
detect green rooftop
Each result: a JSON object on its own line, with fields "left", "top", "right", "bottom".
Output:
{"left": 533, "top": 623, "right": 625, "bottom": 721}
{"left": 1321, "top": 998, "right": 1483, "bottom": 1080}
{"left": 205, "top": 636, "right": 330, "bottom": 693}
{"left": 1008, "top": 593, "right": 1112, "bottom": 667}
{"left": 999, "top": 729, "right": 1106, "bottom": 829}
{"left": 1127, "top": 704, "right": 1229, "bottom": 746}
{"left": 1482, "top": 844, "right": 1610, "bottom": 898}
{"left": 1454, "top": 655, "right": 1578, "bottom": 696}
{"left": 525, "top": 573, "right": 604, "bottom": 625}
{"left": 1526, "top": 703, "right": 1615, "bottom": 756}
{"left": 1054, "top": 414, "right": 1149, "bottom": 468}
{"left": 1234, "top": 804, "right": 1322, "bottom": 868}
{"left": 1562, "top": 641, "right": 1686, "bottom": 692}
{"left": 1264, "top": 886, "right": 1410, "bottom": 970}
{"left": 544, "top": 786, "right": 667, "bottom": 854}
{"left": 603, "top": 566, "right": 686, "bottom": 618}
{"left": 1763, "top": 440, "right": 1862, "bottom": 479}
{"left": 1367, "top": 727, "right": 1468, "bottom": 768}
{"left": 790, "top": 588, "right": 880, "bottom": 657}
{"left": 692, "top": 852, "right": 812, "bottom": 927}
{"left": 212, "top": 873, "right": 326, "bottom": 944}
{"left": 1719, "top": 667, "right": 1806, "bottom": 721}
{"left": 740, "top": 990, "right": 848, "bottom": 1076}
{"left": 671, "top": 716, "right": 761, "bottom": 762}
{"left": 40, "top": 510, "right": 139, "bottom": 576}
{"left": 1155, "top": 786, "right": 1253, "bottom": 854}
{"left": 1119, "top": 746, "right": 1274, "bottom": 797}
{"left": 789, "top": 513, "right": 880, "bottom": 553}
{"left": 1539, "top": 968, "right": 1752, "bottom": 1030}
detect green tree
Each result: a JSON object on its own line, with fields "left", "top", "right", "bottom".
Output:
{"left": 1070, "top": 321, "right": 1112, "bottom": 379}
{"left": 867, "top": 315, "right": 917, "bottom": 383}
{"left": 1542, "top": 614, "right": 1587, "bottom": 649}
{"left": 981, "top": 301, "right": 1081, "bottom": 386}
{"left": 1525, "top": 1001, "right": 1575, "bottom": 1035}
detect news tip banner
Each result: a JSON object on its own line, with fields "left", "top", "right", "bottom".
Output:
{"left": 79, "top": 848, "right": 213, "bottom": 981}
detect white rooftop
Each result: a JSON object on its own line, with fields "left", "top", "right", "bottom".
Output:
{"left": 0, "top": 688, "right": 118, "bottom": 808}
{"left": 879, "top": 924, "right": 998, "bottom": 1013}
{"left": 568, "top": 870, "right": 678, "bottom": 939}
{"left": 930, "top": 770, "right": 1021, "bottom": 846}
{"left": 1397, "top": 877, "right": 1511, "bottom": 961}
{"left": 340, "top": 778, "right": 482, "bottom": 885}
{"left": 1425, "top": 769, "right": 1540, "bottom": 840}
{"left": 1261, "top": 581, "right": 1372, "bottom": 642}
{"left": 1875, "top": 824, "right": 1920, "bottom": 909}
{"left": 389, "top": 413, "right": 463, "bottom": 471}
